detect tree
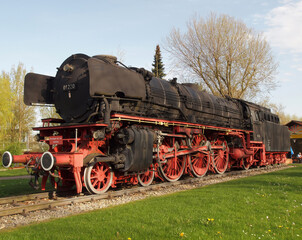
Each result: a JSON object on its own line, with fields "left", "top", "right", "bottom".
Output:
{"left": 0, "top": 64, "right": 37, "bottom": 150}
{"left": 151, "top": 45, "right": 166, "bottom": 78}
{"left": 40, "top": 106, "right": 61, "bottom": 121}
{"left": 165, "top": 13, "right": 278, "bottom": 100}
{"left": 5, "top": 64, "right": 36, "bottom": 143}
{"left": 270, "top": 104, "right": 302, "bottom": 125}
{"left": 260, "top": 99, "right": 302, "bottom": 124}
{"left": 0, "top": 74, "right": 13, "bottom": 149}
{"left": 10, "top": 63, "right": 36, "bottom": 142}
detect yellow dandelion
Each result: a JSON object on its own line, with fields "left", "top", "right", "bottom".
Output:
{"left": 211, "top": 218, "right": 214, "bottom": 221}
{"left": 207, "top": 218, "right": 211, "bottom": 221}
{"left": 278, "top": 225, "right": 283, "bottom": 228}
{"left": 217, "top": 231, "right": 221, "bottom": 234}
{"left": 128, "top": 238, "right": 131, "bottom": 240}
{"left": 179, "top": 232, "right": 184, "bottom": 237}
{"left": 268, "top": 230, "right": 271, "bottom": 232}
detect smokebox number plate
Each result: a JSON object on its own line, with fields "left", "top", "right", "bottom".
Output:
{"left": 63, "top": 83, "right": 76, "bottom": 91}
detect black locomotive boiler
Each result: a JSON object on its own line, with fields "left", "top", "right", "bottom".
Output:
{"left": 2, "top": 54, "right": 290, "bottom": 194}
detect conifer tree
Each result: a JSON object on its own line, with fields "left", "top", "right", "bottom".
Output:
{"left": 151, "top": 45, "right": 166, "bottom": 78}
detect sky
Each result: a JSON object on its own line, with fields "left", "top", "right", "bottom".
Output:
{"left": 0, "top": 0, "right": 301, "bottom": 117}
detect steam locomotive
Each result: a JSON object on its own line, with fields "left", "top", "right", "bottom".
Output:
{"left": 2, "top": 54, "right": 290, "bottom": 194}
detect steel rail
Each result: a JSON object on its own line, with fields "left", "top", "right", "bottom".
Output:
{"left": 0, "top": 192, "right": 52, "bottom": 205}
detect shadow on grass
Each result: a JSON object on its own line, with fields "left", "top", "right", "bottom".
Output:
{"left": 0, "top": 178, "right": 55, "bottom": 198}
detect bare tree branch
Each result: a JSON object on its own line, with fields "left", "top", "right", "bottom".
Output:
{"left": 165, "top": 13, "right": 278, "bottom": 101}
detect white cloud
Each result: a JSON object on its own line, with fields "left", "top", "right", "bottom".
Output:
{"left": 264, "top": 0, "right": 302, "bottom": 53}
{"left": 280, "top": 78, "right": 292, "bottom": 82}
{"left": 284, "top": 72, "right": 294, "bottom": 76}
{"left": 292, "top": 55, "right": 302, "bottom": 62}
{"left": 290, "top": 64, "right": 302, "bottom": 70}
{"left": 279, "top": 0, "right": 293, "bottom": 4}
{"left": 261, "top": 2, "right": 269, "bottom": 6}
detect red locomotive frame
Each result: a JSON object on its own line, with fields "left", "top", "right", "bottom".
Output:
{"left": 5, "top": 113, "right": 287, "bottom": 194}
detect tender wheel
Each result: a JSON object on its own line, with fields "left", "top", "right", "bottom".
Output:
{"left": 158, "top": 137, "right": 186, "bottom": 182}
{"left": 189, "top": 134, "right": 210, "bottom": 177}
{"left": 211, "top": 138, "right": 229, "bottom": 174}
{"left": 275, "top": 154, "right": 281, "bottom": 164}
{"left": 266, "top": 154, "right": 273, "bottom": 165}
{"left": 84, "top": 161, "right": 113, "bottom": 194}
{"left": 138, "top": 164, "right": 155, "bottom": 187}
{"left": 281, "top": 153, "right": 286, "bottom": 164}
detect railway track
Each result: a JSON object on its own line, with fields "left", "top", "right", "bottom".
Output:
{"left": 0, "top": 164, "right": 291, "bottom": 218}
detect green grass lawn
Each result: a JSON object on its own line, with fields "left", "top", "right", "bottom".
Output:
{"left": 0, "top": 167, "right": 28, "bottom": 177}
{"left": 0, "top": 178, "right": 55, "bottom": 198}
{"left": 0, "top": 165, "right": 301, "bottom": 240}
{"left": 0, "top": 165, "right": 55, "bottom": 197}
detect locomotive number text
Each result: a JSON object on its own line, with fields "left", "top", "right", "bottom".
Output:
{"left": 63, "top": 83, "right": 76, "bottom": 91}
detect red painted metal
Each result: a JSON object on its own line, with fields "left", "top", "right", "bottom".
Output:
{"left": 229, "top": 148, "right": 253, "bottom": 160}
{"left": 241, "top": 156, "right": 253, "bottom": 170}
{"left": 229, "top": 148, "right": 246, "bottom": 160}
{"left": 12, "top": 153, "right": 42, "bottom": 164}
{"left": 162, "top": 146, "right": 208, "bottom": 159}
{"left": 73, "top": 167, "right": 82, "bottom": 193}
{"left": 158, "top": 137, "right": 186, "bottom": 182}
{"left": 189, "top": 134, "right": 210, "bottom": 177}
{"left": 84, "top": 162, "right": 113, "bottom": 194}
{"left": 138, "top": 164, "right": 155, "bottom": 186}
{"left": 53, "top": 153, "right": 84, "bottom": 167}
{"left": 210, "top": 138, "right": 229, "bottom": 174}
{"left": 41, "top": 173, "right": 49, "bottom": 191}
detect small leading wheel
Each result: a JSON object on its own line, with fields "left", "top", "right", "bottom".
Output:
{"left": 211, "top": 138, "right": 229, "bottom": 174}
{"left": 84, "top": 161, "right": 113, "bottom": 194}
{"left": 242, "top": 157, "right": 251, "bottom": 170}
{"left": 189, "top": 134, "right": 210, "bottom": 177}
{"left": 138, "top": 164, "right": 155, "bottom": 187}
